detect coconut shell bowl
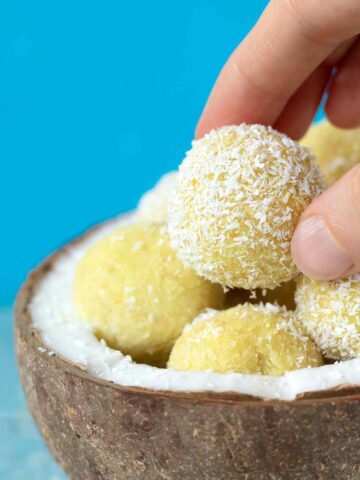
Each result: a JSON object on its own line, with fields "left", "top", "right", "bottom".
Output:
{"left": 13, "top": 213, "right": 360, "bottom": 480}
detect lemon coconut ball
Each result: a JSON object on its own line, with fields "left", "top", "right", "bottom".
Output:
{"left": 169, "top": 124, "right": 324, "bottom": 290}
{"left": 168, "top": 303, "right": 324, "bottom": 375}
{"left": 301, "top": 120, "right": 360, "bottom": 186}
{"left": 73, "top": 223, "right": 224, "bottom": 365}
{"left": 296, "top": 274, "right": 360, "bottom": 360}
{"left": 137, "top": 171, "right": 177, "bottom": 223}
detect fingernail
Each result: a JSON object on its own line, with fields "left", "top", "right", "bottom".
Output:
{"left": 291, "top": 216, "right": 353, "bottom": 280}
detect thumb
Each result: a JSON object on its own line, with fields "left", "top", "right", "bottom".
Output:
{"left": 291, "top": 165, "right": 360, "bottom": 280}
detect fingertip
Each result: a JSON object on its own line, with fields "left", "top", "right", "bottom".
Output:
{"left": 325, "top": 97, "right": 360, "bottom": 129}
{"left": 274, "top": 64, "right": 331, "bottom": 140}
{"left": 195, "top": 120, "right": 206, "bottom": 140}
{"left": 325, "top": 38, "right": 360, "bottom": 129}
{"left": 195, "top": 116, "right": 224, "bottom": 140}
{"left": 292, "top": 166, "right": 360, "bottom": 280}
{"left": 291, "top": 216, "right": 354, "bottom": 280}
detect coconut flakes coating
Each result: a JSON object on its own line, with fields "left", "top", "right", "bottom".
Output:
{"left": 301, "top": 120, "right": 360, "bottom": 186}
{"left": 167, "top": 303, "right": 324, "bottom": 375}
{"left": 296, "top": 274, "right": 360, "bottom": 360}
{"left": 137, "top": 171, "right": 177, "bottom": 223}
{"left": 168, "top": 124, "right": 324, "bottom": 289}
{"left": 73, "top": 222, "right": 224, "bottom": 365}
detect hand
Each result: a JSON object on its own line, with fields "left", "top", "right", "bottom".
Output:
{"left": 196, "top": 0, "right": 360, "bottom": 281}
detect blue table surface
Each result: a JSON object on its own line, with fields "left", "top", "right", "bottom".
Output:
{"left": 1, "top": 307, "right": 67, "bottom": 480}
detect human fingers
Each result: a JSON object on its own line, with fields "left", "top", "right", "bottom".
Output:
{"left": 196, "top": 0, "right": 360, "bottom": 139}
{"left": 291, "top": 165, "right": 360, "bottom": 280}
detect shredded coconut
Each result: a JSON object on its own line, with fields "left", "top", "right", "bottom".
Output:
{"left": 29, "top": 217, "right": 360, "bottom": 400}
{"left": 296, "top": 275, "right": 360, "bottom": 360}
{"left": 136, "top": 171, "right": 177, "bottom": 223}
{"left": 301, "top": 120, "right": 360, "bottom": 186}
{"left": 168, "top": 124, "right": 324, "bottom": 289}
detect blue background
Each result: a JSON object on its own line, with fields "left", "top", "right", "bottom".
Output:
{"left": 0, "top": 2, "right": 326, "bottom": 478}
{"left": 1, "top": 0, "right": 325, "bottom": 305}
{"left": 0, "top": 0, "right": 271, "bottom": 305}
{"left": 2, "top": 4, "right": 274, "bottom": 475}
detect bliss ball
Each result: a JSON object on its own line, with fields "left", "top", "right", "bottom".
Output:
{"left": 167, "top": 303, "right": 323, "bottom": 375}
{"left": 225, "top": 280, "right": 296, "bottom": 310}
{"left": 296, "top": 274, "right": 360, "bottom": 360}
{"left": 137, "top": 171, "right": 177, "bottom": 223}
{"left": 73, "top": 223, "right": 224, "bottom": 365}
{"left": 301, "top": 120, "right": 360, "bottom": 186}
{"left": 169, "top": 124, "right": 323, "bottom": 290}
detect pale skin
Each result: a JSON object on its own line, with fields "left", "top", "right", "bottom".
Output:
{"left": 196, "top": 0, "right": 360, "bottom": 281}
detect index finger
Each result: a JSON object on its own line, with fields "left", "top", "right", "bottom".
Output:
{"left": 196, "top": 0, "right": 360, "bottom": 139}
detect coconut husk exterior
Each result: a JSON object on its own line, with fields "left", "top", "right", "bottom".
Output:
{"left": 14, "top": 231, "right": 360, "bottom": 480}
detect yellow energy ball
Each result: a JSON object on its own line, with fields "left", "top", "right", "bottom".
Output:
{"left": 301, "top": 120, "right": 360, "bottom": 186}
{"left": 168, "top": 303, "right": 323, "bottom": 375}
{"left": 73, "top": 223, "right": 224, "bottom": 365}
{"left": 225, "top": 280, "right": 297, "bottom": 310}
{"left": 137, "top": 171, "right": 177, "bottom": 223}
{"left": 169, "top": 124, "right": 323, "bottom": 290}
{"left": 296, "top": 274, "right": 360, "bottom": 360}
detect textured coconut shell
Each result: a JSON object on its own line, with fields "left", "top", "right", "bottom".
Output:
{"left": 14, "top": 228, "right": 360, "bottom": 480}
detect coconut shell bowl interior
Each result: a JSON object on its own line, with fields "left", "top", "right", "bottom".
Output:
{"left": 15, "top": 221, "right": 360, "bottom": 480}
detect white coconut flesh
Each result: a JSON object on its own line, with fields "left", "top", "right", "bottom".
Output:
{"left": 30, "top": 214, "right": 360, "bottom": 401}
